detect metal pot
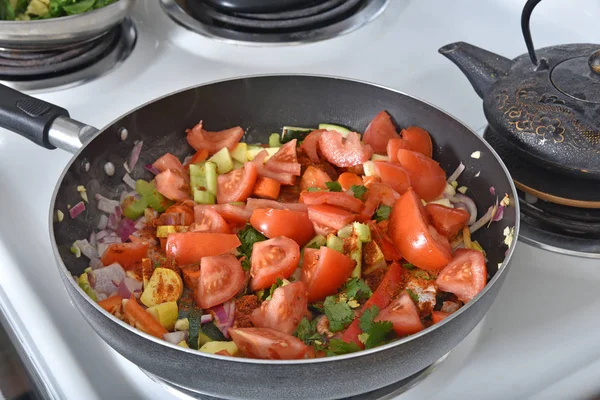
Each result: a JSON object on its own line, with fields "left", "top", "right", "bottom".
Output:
{"left": 0, "top": 75, "right": 519, "bottom": 399}
{"left": 0, "top": 0, "right": 136, "bottom": 50}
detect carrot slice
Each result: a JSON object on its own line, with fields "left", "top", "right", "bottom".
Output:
{"left": 166, "top": 232, "right": 241, "bottom": 265}
{"left": 252, "top": 177, "right": 281, "bottom": 200}
{"left": 98, "top": 295, "right": 123, "bottom": 314}
{"left": 123, "top": 295, "right": 168, "bottom": 338}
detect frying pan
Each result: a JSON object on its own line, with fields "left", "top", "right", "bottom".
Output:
{"left": 0, "top": 75, "right": 519, "bottom": 399}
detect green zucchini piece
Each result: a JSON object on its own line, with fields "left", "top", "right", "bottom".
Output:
{"left": 78, "top": 273, "right": 97, "bottom": 301}
{"left": 281, "top": 126, "right": 314, "bottom": 144}
{"left": 344, "top": 223, "right": 372, "bottom": 278}
{"left": 197, "top": 330, "right": 213, "bottom": 348}
{"left": 193, "top": 189, "right": 216, "bottom": 204}
{"left": 269, "top": 133, "right": 282, "bottom": 147}
{"left": 304, "top": 234, "right": 326, "bottom": 250}
{"left": 230, "top": 143, "right": 248, "bottom": 163}
{"left": 205, "top": 161, "right": 218, "bottom": 195}
{"left": 337, "top": 224, "right": 353, "bottom": 239}
{"left": 122, "top": 197, "right": 148, "bottom": 220}
{"left": 135, "top": 180, "right": 172, "bottom": 212}
{"left": 247, "top": 146, "right": 280, "bottom": 161}
{"left": 318, "top": 123, "right": 351, "bottom": 137}
{"left": 326, "top": 234, "right": 344, "bottom": 253}
{"left": 353, "top": 222, "right": 372, "bottom": 243}
{"left": 208, "top": 148, "right": 234, "bottom": 174}
{"left": 187, "top": 309, "right": 203, "bottom": 350}
{"left": 202, "top": 321, "right": 227, "bottom": 341}
{"left": 189, "top": 163, "right": 207, "bottom": 190}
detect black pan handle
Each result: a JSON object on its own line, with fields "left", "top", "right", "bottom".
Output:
{"left": 0, "top": 84, "right": 99, "bottom": 153}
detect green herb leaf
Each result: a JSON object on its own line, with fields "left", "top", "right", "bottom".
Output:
{"left": 294, "top": 317, "right": 321, "bottom": 343}
{"left": 237, "top": 224, "right": 267, "bottom": 265}
{"left": 403, "top": 262, "right": 416, "bottom": 270}
{"left": 350, "top": 185, "right": 367, "bottom": 200}
{"left": 374, "top": 204, "right": 392, "bottom": 222}
{"left": 359, "top": 306, "right": 379, "bottom": 332}
{"left": 344, "top": 277, "right": 372, "bottom": 301}
{"left": 323, "top": 296, "right": 354, "bottom": 332}
{"left": 407, "top": 289, "right": 419, "bottom": 303}
{"left": 241, "top": 258, "right": 251, "bottom": 271}
{"left": 325, "top": 181, "right": 343, "bottom": 192}
{"left": 410, "top": 269, "right": 434, "bottom": 280}
{"left": 306, "top": 187, "right": 322, "bottom": 192}
{"left": 358, "top": 305, "right": 394, "bottom": 349}
{"left": 327, "top": 339, "right": 361, "bottom": 355}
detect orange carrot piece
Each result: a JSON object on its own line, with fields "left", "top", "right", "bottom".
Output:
{"left": 252, "top": 177, "right": 281, "bottom": 200}
{"left": 337, "top": 172, "right": 363, "bottom": 191}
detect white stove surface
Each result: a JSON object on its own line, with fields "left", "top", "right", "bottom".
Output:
{"left": 1, "top": 1, "right": 600, "bottom": 399}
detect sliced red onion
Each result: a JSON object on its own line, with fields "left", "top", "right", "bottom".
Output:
{"left": 96, "top": 292, "right": 108, "bottom": 301}
{"left": 127, "top": 141, "right": 143, "bottom": 172}
{"left": 164, "top": 331, "right": 188, "bottom": 345}
{"left": 144, "top": 164, "right": 160, "bottom": 175}
{"left": 123, "top": 173, "right": 137, "bottom": 190}
{"left": 96, "top": 229, "right": 111, "bottom": 241}
{"left": 97, "top": 214, "right": 108, "bottom": 230}
{"left": 200, "top": 314, "right": 213, "bottom": 324}
{"left": 91, "top": 263, "right": 126, "bottom": 295}
{"left": 107, "top": 207, "right": 122, "bottom": 231}
{"left": 449, "top": 193, "right": 477, "bottom": 225}
{"left": 493, "top": 205, "right": 504, "bottom": 222}
{"left": 89, "top": 257, "right": 104, "bottom": 270}
{"left": 117, "top": 218, "right": 137, "bottom": 242}
{"left": 97, "top": 243, "right": 108, "bottom": 258}
{"left": 144, "top": 208, "right": 159, "bottom": 223}
{"left": 96, "top": 194, "right": 120, "bottom": 214}
{"left": 211, "top": 300, "right": 236, "bottom": 339}
{"left": 489, "top": 186, "right": 496, "bottom": 195}
{"left": 69, "top": 201, "right": 86, "bottom": 219}
{"left": 447, "top": 162, "right": 465, "bottom": 183}
{"left": 89, "top": 231, "right": 97, "bottom": 247}
{"left": 75, "top": 239, "right": 99, "bottom": 259}
{"left": 183, "top": 155, "right": 194, "bottom": 166}
{"left": 118, "top": 276, "right": 143, "bottom": 299}
{"left": 469, "top": 205, "right": 496, "bottom": 234}
{"left": 134, "top": 217, "right": 146, "bottom": 230}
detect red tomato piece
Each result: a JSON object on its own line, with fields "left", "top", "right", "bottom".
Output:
{"left": 123, "top": 295, "right": 168, "bottom": 338}
{"left": 300, "top": 191, "right": 363, "bottom": 213}
{"left": 245, "top": 198, "right": 307, "bottom": 212}
{"left": 186, "top": 121, "right": 244, "bottom": 155}
{"left": 436, "top": 249, "right": 487, "bottom": 303}
{"left": 101, "top": 242, "right": 149, "bottom": 269}
{"left": 396, "top": 149, "right": 446, "bottom": 202}
{"left": 425, "top": 204, "right": 470, "bottom": 239}
{"left": 362, "top": 111, "right": 400, "bottom": 154}
{"left": 250, "top": 237, "right": 300, "bottom": 291}
{"left": 374, "top": 161, "right": 411, "bottom": 195}
{"left": 160, "top": 203, "right": 195, "bottom": 226}
{"left": 229, "top": 328, "right": 312, "bottom": 360}
{"left": 359, "top": 182, "right": 400, "bottom": 222}
{"left": 375, "top": 292, "right": 425, "bottom": 336}
{"left": 253, "top": 151, "right": 296, "bottom": 185}
{"left": 251, "top": 281, "right": 308, "bottom": 334}
{"left": 300, "top": 130, "right": 324, "bottom": 163}
{"left": 431, "top": 310, "right": 450, "bottom": 324}
{"left": 337, "top": 172, "right": 363, "bottom": 191}
{"left": 252, "top": 177, "right": 281, "bottom": 200}
{"left": 152, "top": 153, "right": 185, "bottom": 175}
{"left": 184, "top": 149, "right": 209, "bottom": 166}
{"left": 367, "top": 221, "right": 402, "bottom": 261}
{"left": 307, "top": 204, "right": 356, "bottom": 231}
{"left": 196, "top": 254, "right": 245, "bottom": 309}
{"left": 191, "top": 207, "right": 231, "bottom": 233}
{"left": 401, "top": 126, "right": 433, "bottom": 158}
{"left": 155, "top": 170, "right": 190, "bottom": 201}
{"left": 319, "top": 130, "right": 373, "bottom": 168}
{"left": 165, "top": 232, "right": 241, "bottom": 265}
{"left": 387, "top": 138, "right": 413, "bottom": 163}
{"left": 299, "top": 166, "right": 331, "bottom": 191}
{"left": 265, "top": 140, "right": 301, "bottom": 176}
{"left": 250, "top": 208, "right": 315, "bottom": 247}
{"left": 217, "top": 162, "right": 258, "bottom": 204}
{"left": 301, "top": 247, "right": 355, "bottom": 303}
{"left": 194, "top": 204, "right": 252, "bottom": 225}
{"left": 389, "top": 188, "right": 452, "bottom": 272}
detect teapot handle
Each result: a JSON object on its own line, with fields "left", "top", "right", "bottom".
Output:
{"left": 521, "top": 0, "right": 548, "bottom": 69}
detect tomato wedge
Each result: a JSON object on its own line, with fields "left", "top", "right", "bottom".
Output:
{"left": 123, "top": 295, "right": 168, "bottom": 338}
{"left": 245, "top": 198, "right": 307, "bottom": 212}
{"left": 265, "top": 140, "right": 301, "bottom": 176}
{"left": 250, "top": 237, "right": 300, "bottom": 291}
{"left": 152, "top": 153, "right": 185, "bottom": 175}
{"left": 301, "top": 191, "right": 363, "bottom": 213}
{"left": 250, "top": 208, "right": 315, "bottom": 247}
{"left": 101, "top": 242, "right": 149, "bottom": 269}
{"left": 359, "top": 182, "right": 400, "bottom": 222}
{"left": 299, "top": 165, "right": 331, "bottom": 191}
{"left": 425, "top": 203, "right": 470, "bottom": 239}
{"left": 155, "top": 169, "right": 191, "bottom": 201}
{"left": 251, "top": 282, "right": 308, "bottom": 334}
{"left": 431, "top": 310, "right": 450, "bottom": 324}
{"left": 367, "top": 221, "right": 402, "bottom": 261}
{"left": 217, "top": 162, "right": 258, "bottom": 204}
{"left": 401, "top": 126, "right": 433, "bottom": 158}
{"left": 387, "top": 138, "right": 413, "bottom": 163}
{"left": 186, "top": 121, "right": 244, "bottom": 155}
{"left": 253, "top": 150, "right": 296, "bottom": 185}
{"left": 253, "top": 177, "right": 281, "bottom": 200}
{"left": 98, "top": 295, "right": 123, "bottom": 314}
{"left": 301, "top": 246, "right": 355, "bottom": 303}
{"left": 362, "top": 111, "right": 400, "bottom": 154}
{"left": 396, "top": 149, "right": 446, "bottom": 202}
{"left": 191, "top": 207, "right": 231, "bottom": 233}
{"left": 229, "top": 328, "right": 312, "bottom": 360}
{"left": 160, "top": 203, "right": 195, "bottom": 225}
{"left": 389, "top": 188, "right": 451, "bottom": 272}
{"left": 375, "top": 292, "right": 425, "bottom": 336}
{"left": 436, "top": 249, "right": 487, "bottom": 303}
{"left": 307, "top": 204, "right": 356, "bottom": 231}
{"left": 300, "top": 130, "right": 323, "bottom": 163}
{"left": 337, "top": 172, "right": 363, "bottom": 191}
{"left": 184, "top": 149, "right": 209, "bottom": 166}
{"left": 319, "top": 130, "right": 373, "bottom": 167}
{"left": 196, "top": 254, "right": 245, "bottom": 309}
{"left": 165, "top": 232, "right": 241, "bottom": 265}
{"left": 374, "top": 161, "right": 411, "bottom": 195}
{"left": 194, "top": 204, "right": 252, "bottom": 225}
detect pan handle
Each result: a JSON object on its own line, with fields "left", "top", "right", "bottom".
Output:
{"left": 0, "top": 84, "right": 98, "bottom": 154}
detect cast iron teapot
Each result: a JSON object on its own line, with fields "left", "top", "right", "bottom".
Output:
{"left": 439, "top": 0, "right": 600, "bottom": 178}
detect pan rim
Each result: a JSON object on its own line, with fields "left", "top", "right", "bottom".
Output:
{"left": 48, "top": 73, "right": 521, "bottom": 365}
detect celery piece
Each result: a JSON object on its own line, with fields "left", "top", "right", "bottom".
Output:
{"left": 304, "top": 234, "right": 326, "bottom": 250}
{"left": 194, "top": 189, "right": 216, "bottom": 205}
{"left": 353, "top": 222, "right": 372, "bottom": 243}
{"left": 337, "top": 224, "right": 353, "bottom": 239}
{"left": 230, "top": 143, "right": 248, "bottom": 163}
{"left": 269, "top": 133, "right": 282, "bottom": 147}
{"left": 122, "top": 197, "right": 148, "bottom": 220}
{"left": 135, "top": 179, "right": 172, "bottom": 212}
{"left": 326, "top": 234, "right": 344, "bottom": 253}
{"left": 78, "top": 273, "right": 98, "bottom": 301}
{"left": 208, "top": 148, "right": 234, "bottom": 174}
{"left": 233, "top": 160, "right": 244, "bottom": 170}
{"left": 344, "top": 233, "right": 363, "bottom": 279}
{"left": 189, "top": 163, "right": 207, "bottom": 190}
{"left": 205, "top": 161, "right": 218, "bottom": 195}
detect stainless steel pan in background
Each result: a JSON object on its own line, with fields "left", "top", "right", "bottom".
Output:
{"left": 0, "top": 75, "right": 519, "bottom": 399}
{"left": 0, "top": 0, "right": 136, "bottom": 50}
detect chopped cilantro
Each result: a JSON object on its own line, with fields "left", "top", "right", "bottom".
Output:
{"left": 325, "top": 181, "right": 343, "bottom": 192}
{"left": 294, "top": 317, "right": 322, "bottom": 343}
{"left": 407, "top": 289, "right": 419, "bottom": 303}
{"left": 411, "top": 269, "right": 434, "bottom": 280}
{"left": 237, "top": 224, "right": 266, "bottom": 267}
{"left": 350, "top": 185, "right": 367, "bottom": 200}
{"left": 264, "top": 278, "right": 285, "bottom": 300}
{"left": 403, "top": 262, "right": 416, "bottom": 270}
{"left": 306, "top": 187, "right": 322, "bottom": 192}
{"left": 358, "top": 306, "right": 394, "bottom": 349}
{"left": 327, "top": 339, "right": 361, "bottom": 355}
{"left": 374, "top": 204, "right": 392, "bottom": 222}
{"left": 323, "top": 295, "right": 354, "bottom": 332}
{"left": 241, "top": 258, "right": 250, "bottom": 271}
{"left": 344, "top": 277, "right": 372, "bottom": 301}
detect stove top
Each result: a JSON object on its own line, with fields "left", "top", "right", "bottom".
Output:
{"left": 1, "top": 0, "right": 600, "bottom": 399}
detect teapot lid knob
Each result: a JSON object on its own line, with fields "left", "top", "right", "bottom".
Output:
{"left": 589, "top": 50, "right": 600, "bottom": 75}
